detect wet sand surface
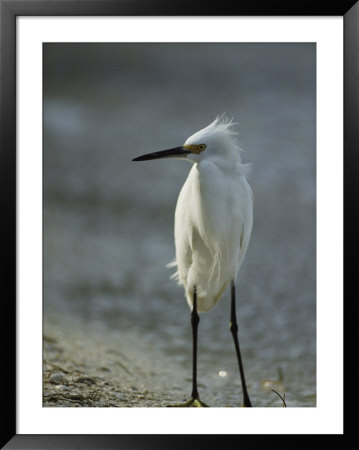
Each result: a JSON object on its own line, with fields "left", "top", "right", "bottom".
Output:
{"left": 43, "top": 315, "right": 182, "bottom": 407}
{"left": 43, "top": 310, "right": 312, "bottom": 408}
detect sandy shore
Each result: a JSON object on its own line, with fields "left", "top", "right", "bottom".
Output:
{"left": 43, "top": 314, "right": 186, "bottom": 407}
{"left": 43, "top": 314, "right": 290, "bottom": 408}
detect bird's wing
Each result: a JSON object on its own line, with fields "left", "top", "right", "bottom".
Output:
{"left": 172, "top": 223, "right": 193, "bottom": 286}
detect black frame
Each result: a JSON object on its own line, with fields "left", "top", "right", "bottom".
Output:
{"left": 1, "top": 0, "right": 356, "bottom": 448}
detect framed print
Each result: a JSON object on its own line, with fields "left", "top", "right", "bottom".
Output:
{"left": 1, "top": 0, "right": 356, "bottom": 448}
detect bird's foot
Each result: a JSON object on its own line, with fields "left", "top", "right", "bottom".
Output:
{"left": 167, "top": 397, "right": 209, "bottom": 407}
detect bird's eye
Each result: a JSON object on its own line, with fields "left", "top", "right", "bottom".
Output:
{"left": 198, "top": 144, "right": 206, "bottom": 151}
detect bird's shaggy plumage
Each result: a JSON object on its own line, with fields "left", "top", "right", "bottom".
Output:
{"left": 169, "top": 116, "right": 253, "bottom": 312}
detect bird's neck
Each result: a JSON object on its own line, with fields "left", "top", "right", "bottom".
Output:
{"left": 196, "top": 155, "right": 242, "bottom": 174}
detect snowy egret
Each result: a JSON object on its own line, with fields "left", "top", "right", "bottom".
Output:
{"left": 132, "top": 116, "right": 253, "bottom": 407}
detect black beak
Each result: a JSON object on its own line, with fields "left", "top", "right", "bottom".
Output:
{"left": 132, "top": 146, "right": 191, "bottom": 161}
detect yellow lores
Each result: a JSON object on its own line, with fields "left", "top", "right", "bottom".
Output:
{"left": 183, "top": 144, "right": 206, "bottom": 154}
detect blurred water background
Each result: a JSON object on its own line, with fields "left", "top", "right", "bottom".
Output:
{"left": 43, "top": 43, "right": 316, "bottom": 407}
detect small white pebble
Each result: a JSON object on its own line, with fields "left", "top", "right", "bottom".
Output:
{"left": 55, "top": 384, "right": 70, "bottom": 391}
{"left": 218, "top": 370, "right": 227, "bottom": 377}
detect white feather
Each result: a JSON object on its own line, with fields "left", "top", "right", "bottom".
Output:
{"left": 171, "top": 117, "right": 253, "bottom": 312}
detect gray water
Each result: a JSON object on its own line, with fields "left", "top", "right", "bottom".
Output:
{"left": 43, "top": 43, "right": 316, "bottom": 407}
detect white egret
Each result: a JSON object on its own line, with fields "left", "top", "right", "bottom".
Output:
{"left": 133, "top": 116, "right": 253, "bottom": 407}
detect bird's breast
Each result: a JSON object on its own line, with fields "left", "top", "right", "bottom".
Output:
{"left": 173, "top": 161, "right": 251, "bottom": 311}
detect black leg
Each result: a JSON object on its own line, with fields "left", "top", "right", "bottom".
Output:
{"left": 230, "top": 281, "right": 252, "bottom": 407}
{"left": 191, "top": 285, "right": 199, "bottom": 399}
{"left": 167, "top": 285, "right": 208, "bottom": 406}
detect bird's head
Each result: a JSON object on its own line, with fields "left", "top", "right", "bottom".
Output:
{"left": 132, "top": 115, "right": 241, "bottom": 164}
